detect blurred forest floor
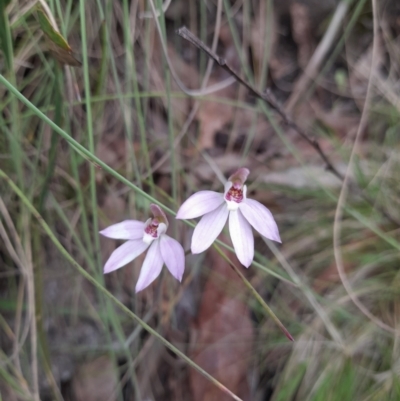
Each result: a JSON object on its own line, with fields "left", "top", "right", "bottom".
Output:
{"left": 1, "top": 0, "right": 400, "bottom": 400}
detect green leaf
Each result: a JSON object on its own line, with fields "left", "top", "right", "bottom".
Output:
{"left": 36, "top": 6, "right": 81, "bottom": 66}
{"left": 0, "top": 0, "right": 13, "bottom": 71}
{"left": 37, "top": 8, "right": 71, "bottom": 51}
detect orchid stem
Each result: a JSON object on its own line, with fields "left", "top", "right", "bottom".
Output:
{"left": 214, "top": 244, "right": 294, "bottom": 342}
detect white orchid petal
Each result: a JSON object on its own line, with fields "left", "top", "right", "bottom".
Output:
{"left": 240, "top": 199, "right": 281, "bottom": 243}
{"left": 100, "top": 220, "right": 145, "bottom": 240}
{"left": 135, "top": 241, "right": 164, "bottom": 292}
{"left": 103, "top": 239, "right": 149, "bottom": 274}
{"left": 176, "top": 191, "right": 224, "bottom": 219}
{"left": 159, "top": 234, "right": 185, "bottom": 281}
{"left": 191, "top": 204, "right": 229, "bottom": 254}
{"left": 229, "top": 210, "right": 254, "bottom": 267}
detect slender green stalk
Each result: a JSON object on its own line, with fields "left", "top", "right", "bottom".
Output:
{"left": 37, "top": 64, "right": 62, "bottom": 213}
{"left": 222, "top": 0, "right": 253, "bottom": 84}
{"left": 33, "top": 233, "right": 64, "bottom": 401}
{"left": 121, "top": 0, "right": 154, "bottom": 194}
{"left": 156, "top": 0, "right": 178, "bottom": 210}
{"left": 258, "top": 0, "right": 273, "bottom": 90}
{"left": 0, "top": 0, "right": 13, "bottom": 71}
{"left": 79, "top": 0, "right": 101, "bottom": 268}
{"left": 214, "top": 244, "right": 294, "bottom": 341}
{"left": 95, "top": 0, "right": 143, "bottom": 196}
{"left": 0, "top": 2, "right": 22, "bottom": 186}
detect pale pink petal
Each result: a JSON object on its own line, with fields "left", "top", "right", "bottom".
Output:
{"left": 176, "top": 191, "right": 224, "bottom": 219}
{"left": 100, "top": 220, "right": 145, "bottom": 240}
{"left": 135, "top": 240, "right": 164, "bottom": 292}
{"left": 191, "top": 203, "right": 229, "bottom": 254}
{"left": 159, "top": 234, "right": 185, "bottom": 281}
{"left": 239, "top": 199, "right": 281, "bottom": 243}
{"left": 229, "top": 210, "right": 254, "bottom": 267}
{"left": 104, "top": 239, "right": 149, "bottom": 274}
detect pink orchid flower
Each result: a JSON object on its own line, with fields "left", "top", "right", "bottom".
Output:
{"left": 176, "top": 168, "right": 281, "bottom": 267}
{"left": 100, "top": 204, "right": 185, "bottom": 292}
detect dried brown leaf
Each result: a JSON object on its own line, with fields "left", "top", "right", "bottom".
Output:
{"left": 195, "top": 82, "right": 238, "bottom": 150}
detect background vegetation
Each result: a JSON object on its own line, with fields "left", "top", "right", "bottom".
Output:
{"left": 1, "top": 0, "right": 400, "bottom": 400}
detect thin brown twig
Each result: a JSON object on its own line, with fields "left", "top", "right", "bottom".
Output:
{"left": 176, "top": 26, "right": 400, "bottom": 227}
{"left": 176, "top": 26, "right": 344, "bottom": 181}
